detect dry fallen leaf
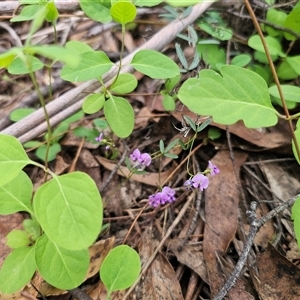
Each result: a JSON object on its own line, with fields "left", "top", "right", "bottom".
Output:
{"left": 203, "top": 150, "right": 247, "bottom": 298}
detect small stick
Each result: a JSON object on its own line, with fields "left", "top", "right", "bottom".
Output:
{"left": 213, "top": 194, "right": 299, "bottom": 300}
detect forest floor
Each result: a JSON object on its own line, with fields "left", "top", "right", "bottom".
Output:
{"left": 1, "top": 1, "right": 300, "bottom": 300}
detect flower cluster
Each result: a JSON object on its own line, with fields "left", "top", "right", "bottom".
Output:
{"left": 184, "top": 161, "right": 219, "bottom": 191}
{"left": 148, "top": 186, "right": 176, "bottom": 207}
{"left": 95, "top": 132, "right": 114, "bottom": 151}
{"left": 130, "top": 148, "right": 152, "bottom": 170}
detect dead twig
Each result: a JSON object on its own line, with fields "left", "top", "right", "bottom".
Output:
{"left": 213, "top": 194, "right": 299, "bottom": 300}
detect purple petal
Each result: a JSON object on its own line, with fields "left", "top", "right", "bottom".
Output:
{"left": 130, "top": 149, "right": 141, "bottom": 162}
{"left": 208, "top": 161, "right": 220, "bottom": 176}
{"left": 139, "top": 153, "right": 152, "bottom": 167}
{"left": 95, "top": 132, "right": 103, "bottom": 142}
{"left": 184, "top": 179, "right": 194, "bottom": 190}
{"left": 192, "top": 173, "right": 209, "bottom": 191}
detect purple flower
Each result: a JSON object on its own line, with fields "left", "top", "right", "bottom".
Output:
{"left": 148, "top": 186, "right": 176, "bottom": 207}
{"left": 95, "top": 132, "right": 103, "bottom": 142}
{"left": 130, "top": 149, "right": 141, "bottom": 161}
{"left": 162, "top": 186, "right": 176, "bottom": 202}
{"left": 129, "top": 149, "right": 152, "bottom": 169}
{"left": 208, "top": 161, "right": 219, "bottom": 176}
{"left": 192, "top": 173, "right": 209, "bottom": 191}
{"left": 138, "top": 153, "right": 152, "bottom": 167}
{"left": 183, "top": 179, "right": 194, "bottom": 190}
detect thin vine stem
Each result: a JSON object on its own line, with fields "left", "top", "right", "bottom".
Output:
{"left": 244, "top": 0, "right": 300, "bottom": 161}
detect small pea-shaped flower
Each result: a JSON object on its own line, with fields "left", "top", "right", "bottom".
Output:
{"left": 208, "top": 161, "right": 220, "bottom": 176}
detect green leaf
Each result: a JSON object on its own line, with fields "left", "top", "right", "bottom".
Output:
{"left": 10, "top": 108, "right": 36, "bottom": 122}
{"left": 164, "top": 153, "right": 178, "bottom": 159}
{"left": 33, "top": 172, "right": 103, "bottom": 250}
{"left": 177, "top": 65, "right": 278, "bottom": 128}
{"left": 286, "top": 56, "right": 300, "bottom": 75}
{"left": 35, "top": 143, "right": 61, "bottom": 162}
{"left": 100, "top": 245, "right": 141, "bottom": 292}
{"left": 28, "top": 4, "right": 48, "bottom": 38}
{"left": 26, "top": 45, "right": 80, "bottom": 67}
{"left": 0, "top": 246, "right": 35, "bottom": 294}
{"left": 62, "top": 110, "right": 85, "bottom": 125}
{"left": 265, "top": 8, "right": 287, "bottom": 37}
{"left": 45, "top": 1, "right": 59, "bottom": 22}
{"left": 131, "top": 50, "right": 180, "bottom": 79}
{"left": 165, "top": 0, "right": 203, "bottom": 6}
{"left": 10, "top": 5, "right": 40, "bottom": 22}
{"left": 35, "top": 234, "right": 90, "bottom": 289}
{"left": 7, "top": 230, "right": 31, "bottom": 248}
{"left": 162, "top": 93, "right": 176, "bottom": 111}
{"left": 73, "top": 127, "right": 100, "bottom": 141}
{"left": 277, "top": 60, "right": 299, "bottom": 80}
{"left": 231, "top": 54, "right": 251, "bottom": 67}
{"left": 65, "top": 40, "right": 94, "bottom": 54}
{"left": 80, "top": 0, "right": 112, "bottom": 23}
{"left": 111, "top": 1, "right": 137, "bottom": 25}
{"left": 196, "top": 43, "right": 225, "bottom": 70}
{"left": 248, "top": 64, "right": 271, "bottom": 82}
{"left": 165, "top": 75, "right": 181, "bottom": 92}
{"left": 134, "top": 0, "right": 162, "bottom": 7}
{"left": 0, "top": 171, "right": 33, "bottom": 214}
{"left": 83, "top": 93, "right": 105, "bottom": 114}
{"left": 284, "top": 2, "right": 300, "bottom": 41}
{"left": 110, "top": 74, "right": 137, "bottom": 94}
{"left": 7, "top": 56, "right": 44, "bottom": 75}
{"left": 93, "top": 118, "right": 109, "bottom": 130}
{"left": 23, "top": 219, "right": 41, "bottom": 242}
{"left": 269, "top": 85, "right": 300, "bottom": 103}
{"left": 254, "top": 50, "right": 277, "bottom": 64}
{"left": 198, "top": 22, "right": 232, "bottom": 41}
{"left": 104, "top": 96, "right": 134, "bottom": 138}
{"left": 48, "top": 123, "right": 69, "bottom": 143}
{"left": 0, "top": 134, "right": 31, "bottom": 186}
{"left": 248, "top": 35, "right": 284, "bottom": 57}
{"left": 292, "top": 196, "right": 300, "bottom": 220}
{"left": 208, "top": 127, "right": 221, "bottom": 140}
{"left": 293, "top": 128, "right": 300, "bottom": 164}
{"left": 159, "top": 140, "right": 165, "bottom": 153}
{"left": 0, "top": 48, "right": 21, "bottom": 68}
{"left": 165, "top": 138, "right": 179, "bottom": 153}
{"left": 60, "top": 51, "right": 113, "bottom": 82}
{"left": 23, "top": 140, "right": 42, "bottom": 149}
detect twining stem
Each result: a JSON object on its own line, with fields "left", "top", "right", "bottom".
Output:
{"left": 244, "top": 0, "right": 300, "bottom": 161}
{"left": 28, "top": 70, "right": 52, "bottom": 175}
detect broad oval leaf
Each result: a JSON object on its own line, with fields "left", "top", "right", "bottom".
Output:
{"left": 231, "top": 54, "right": 251, "bottom": 67}
{"left": 10, "top": 108, "right": 36, "bottom": 122}
{"left": 284, "top": 2, "right": 300, "bottom": 41}
{"left": 0, "top": 171, "right": 33, "bottom": 215}
{"left": 35, "top": 234, "right": 89, "bottom": 289}
{"left": 33, "top": 172, "right": 103, "bottom": 250}
{"left": 100, "top": 245, "right": 141, "bottom": 292}
{"left": 35, "top": 143, "right": 61, "bottom": 162}
{"left": 111, "top": 1, "right": 137, "bottom": 25}
{"left": 269, "top": 85, "right": 300, "bottom": 103}
{"left": 104, "top": 96, "right": 134, "bottom": 138}
{"left": 178, "top": 65, "right": 278, "bottom": 128}
{"left": 83, "top": 93, "right": 105, "bottom": 114}
{"left": 8, "top": 56, "right": 43, "bottom": 75}
{"left": 131, "top": 50, "right": 180, "bottom": 79}
{"left": 110, "top": 73, "right": 137, "bottom": 94}
{"left": 0, "top": 134, "right": 31, "bottom": 186}
{"left": 80, "top": 0, "right": 112, "bottom": 23}
{"left": 0, "top": 246, "right": 35, "bottom": 294}
{"left": 248, "top": 35, "right": 284, "bottom": 57}
{"left": 60, "top": 51, "right": 113, "bottom": 82}
{"left": 26, "top": 45, "right": 80, "bottom": 67}
{"left": 286, "top": 56, "right": 300, "bottom": 75}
